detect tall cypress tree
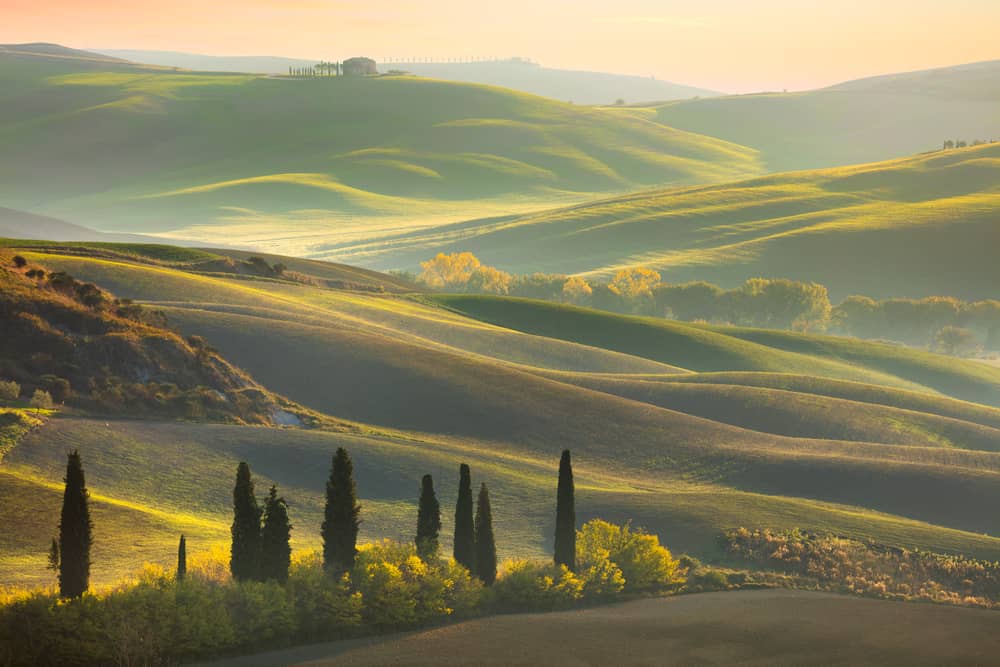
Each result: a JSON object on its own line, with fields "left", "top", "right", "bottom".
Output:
{"left": 415, "top": 474, "right": 441, "bottom": 561}
{"left": 58, "top": 450, "right": 92, "bottom": 598}
{"left": 554, "top": 449, "right": 576, "bottom": 571}
{"left": 177, "top": 535, "right": 187, "bottom": 582}
{"left": 261, "top": 485, "right": 292, "bottom": 583}
{"left": 230, "top": 462, "right": 262, "bottom": 581}
{"left": 474, "top": 483, "right": 497, "bottom": 586}
{"left": 322, "top": 448, "right": 361, "bottom": 574}
{"left": 453, "top": 464, "right": 475, "bottom": 572}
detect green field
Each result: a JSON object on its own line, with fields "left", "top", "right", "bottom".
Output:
{"left": 341, "top": 144, "right": 1000, "bottom": 300}
{"left": 5, "top": 243, "right": 1000, "bottom": 589}
{"left": 0, "top": 47, "right": 762, "bottom": 253}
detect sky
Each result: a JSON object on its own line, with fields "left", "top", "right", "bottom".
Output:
{"left": 2, "top": 0, "right": 999, "bottom": 92}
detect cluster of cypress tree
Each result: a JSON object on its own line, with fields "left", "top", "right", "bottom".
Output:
{"left": 230, "top": 462, "right": 293, "bottom": 583}
{"left": 48, "top": 447, "right": 574, "bottom": 598}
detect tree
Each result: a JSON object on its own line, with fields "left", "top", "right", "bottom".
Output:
{"left": 453, "top": 464, "right": 475, "bottom": 572}
{"left": 323, "top": 448, "right": 361, "bottom": 574}
{"left": 261, "top": 485, "right": 293, "bottom": 583}
{"left": 47, "top": 537, "right": 59, "bottom": 572}
{"left": 30, "top": 389, "right": 53, "bottom": 411}
{"left": 933, "top": 326, "right": 980, "bottom": 357}
{"left": 561, "top": 276, "right": 592, "bottom": 304}
{"left": 419, "top": 252, "right": 482, "bottom": 290}
{"left": 415, "top": 474, "right": 442, "bottom": 561}
{"left": 554, "top": 450, "right": 576, "bottom": 571}
{"left": 230, "top": 462, "right": 262, "bottom": 581}
{"left": 474, "top": 483, "right": 497, "bottom": 586}
{"left": 177, "top": 535, "right": 187, "bottom": 582}
{"left": 58, "top": 450, "right": 92, "bottom": 598}
{"left": 12, "top": 255, "right": 26, "bottom": 268}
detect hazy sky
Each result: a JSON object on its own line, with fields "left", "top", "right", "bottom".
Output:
{"left": 3, "top": 0, "right": 998, "bottom": 92}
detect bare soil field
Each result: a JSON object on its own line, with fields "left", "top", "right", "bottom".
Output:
{"left": 195, "top": 590, "right": 1000, "bottom": 666}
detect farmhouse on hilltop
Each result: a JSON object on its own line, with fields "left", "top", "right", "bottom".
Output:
{"left": 343, "top": 57, "right": 378, "bottom": 76}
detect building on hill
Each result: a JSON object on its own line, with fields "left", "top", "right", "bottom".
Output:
{"left": 343, "top": 57, "right": 377, "bottom": 76}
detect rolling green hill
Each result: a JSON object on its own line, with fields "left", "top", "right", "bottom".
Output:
{"left": 341, "top": 144, "right": 1000, "bottom": 300}
{"left": 0, "top": 46, "right": 762, "bottom": 251}
{"left": 6, "top": 242, "right": 1000, "bottom": 590}
{"left": 653, "top": 59, "right": 1000, "bottom": 171}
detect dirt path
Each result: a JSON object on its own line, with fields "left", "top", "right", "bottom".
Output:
{"left": 192, "top": 589, "right": 1000, "bottom": 666}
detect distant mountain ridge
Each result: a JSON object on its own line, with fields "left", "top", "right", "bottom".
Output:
{"left": 95, "top": 49, "right": 720, "bottom": 104}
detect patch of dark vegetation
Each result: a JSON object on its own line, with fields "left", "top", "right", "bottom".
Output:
{"left": 0, "top": 253, "right": 300, "bottom": 425}
{"left": 724, "top": 527, "right": 1000, "bottom": 609}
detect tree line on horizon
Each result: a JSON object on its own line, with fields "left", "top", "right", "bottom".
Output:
{"left": 413, "top": 252, "right": 1000, "bottom": 355}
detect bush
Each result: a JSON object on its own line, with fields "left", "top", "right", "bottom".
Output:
{"left": 0, "top": 380, "right": 19, "bottom": 401}
{"left": 491, "top": 560, "right": 583, "bottom": 611}
{"left": 577, "top": 519, "right": 682, "bottom": 592}
{"left": 12, "top": 256, "right": 27, "bottom": 268}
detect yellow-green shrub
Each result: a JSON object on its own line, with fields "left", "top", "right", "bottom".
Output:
{"left": 491, "top": 559, "right": 583, "bottom": 611}
{"left": 577, "top": 519, "right": 682, "bottom": 592}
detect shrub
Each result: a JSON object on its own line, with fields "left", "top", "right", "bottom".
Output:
{"left": 491, "top": 560, "right": 583, "bottom": 611}
{"left": 577, "top": 519, "right": 682, "bottom": 592}
{"left": 12, "top": 255, "right": 27, "bottom": 268}
{"left": 0, "top": 380, "right": 19, "bottom": 401}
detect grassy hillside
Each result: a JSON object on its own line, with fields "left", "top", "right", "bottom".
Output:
{"left": 346, "top": 144, "right": 1000, "bottom": 300}
{"left": 430, "top": 295, "right": 1000, "bottom": 406}
{"left": 0, "top": 47, "right": 761, "bottom": 250}
{"left": 654, "top": 59, "right": 1000, "bottom": 171}
{"left": 6, "top": 242, "right": 1000, "bottom": 589}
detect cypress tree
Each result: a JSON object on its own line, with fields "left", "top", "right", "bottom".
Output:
{"left": 415, "top": 474, "right": 441, "bottom": 561}
{"left": 261, "top": 485, "right": 292, "bottom": 583}
{"left": 58, "top": 450, "right": 92, "bottom": 598}
{"left": 177, "top": 535, "right": 187, "bottom": 582}
{"left": 554, "top": 449, "right": 576, "bottom": 571}
{"left": 47, "top": 537, "right": 60, "bottom": 572}
{"left": 322, "top": 448, "right": 361, "bottom": 574}
{"left": 230, "top": 462, "right": 262, "bottom": 581}
{"left": 453, "top": 463, "right": 475, "bottom": 572}
{"left": 474, "top": 483, "right": 497, "bottom": 586}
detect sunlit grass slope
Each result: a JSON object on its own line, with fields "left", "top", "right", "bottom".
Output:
{"left": 0, "top": 48, "right": 762, "bottom": 242}
{"left": 653, "top": 59, "right": 1000, "bottom": 171}
{"left": 430, "top": 295, "right": 1000, "bottom": 407}
{"left": 7, "top": 416, "right": 1000, "bottom": 589}
{"left": 7, "top": 243, "right": 1000, "bottom": 588}
{"left": 341, "top": 144, "right": 1000, "bottom": 300}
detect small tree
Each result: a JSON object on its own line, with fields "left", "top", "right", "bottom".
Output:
{"left": 12, "top": 255, "right": 27, "bottom": 268}
{"left": 230, "top": 462, "right": 262, "bottom": 581}
{"left": 47, "top": 537, "right": 60, "bottom": 572}
{"left": 474, "top": 483, "right": 497, "bottom": 586}
{"left": 554, "top": 450, "right": 576, "bottom": 571}
{"left": 323, "top": 448, "right": 361, "bottom": 574}
{"left": 30, "top": 389, "right": 54, "bottom": 411}
{"left": 58, "top": 450, "right": 92, "bottom": 598}
{"left": 261, "top": 485, "right": 292, "bottom": 583}
{"left": 0, "top": 380, "right": 19, "bottom": 401}
{"left": 453, "top": 464, "right": 475, "bottom": 572}
{"left": 176, "top": 535, "right": 187, "bottom": 582}
{"left": 415, "top": 474, "right": 441, "bottom": 561}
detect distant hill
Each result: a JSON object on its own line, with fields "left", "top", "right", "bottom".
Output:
{"left": 334, "top": 143, "right": 1000, "bottom": 300}
{"left": 0, "top": 207, "right": 177, "bottom": 244}
{"left": 0, "top": 45, "right": 761, "bottom": 242}
{"left": 96, "top": 50, "right": 719, "bottom": 104}
{"left": 654, "top": 59, "right": 1000, "bottom": 171}
{"left": 0, "top": 42, "right": 127, "bottom": 63}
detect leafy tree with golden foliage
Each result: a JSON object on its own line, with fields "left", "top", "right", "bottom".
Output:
{"left": 419, "top": 252, "right": 482, "bottom": 289}
{"left": 561, "top": 276, "right": 592, "bottom": 304}
{"left": 608, "top": 267, "right": 661, "bottom": 300}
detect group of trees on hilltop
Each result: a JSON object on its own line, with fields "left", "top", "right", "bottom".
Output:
{"left": 942, "top": 139, "right": 995, "bottom": 149}
{"left": 414, "top": 252, "right": 1000, "bottom": 355}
